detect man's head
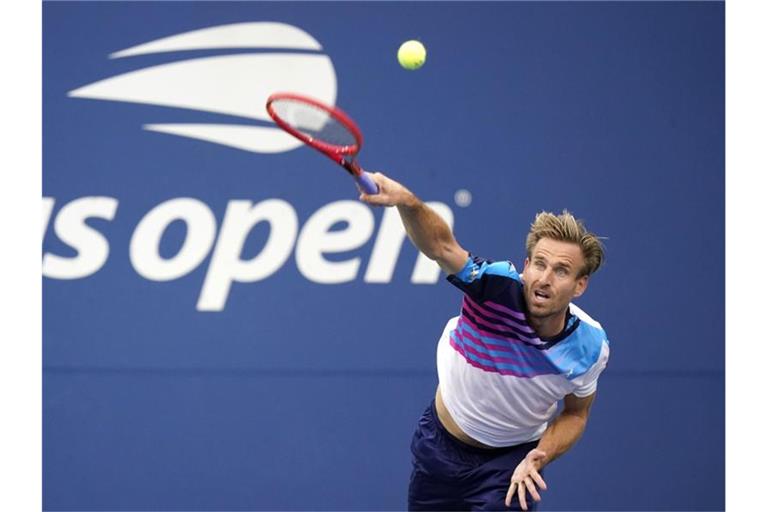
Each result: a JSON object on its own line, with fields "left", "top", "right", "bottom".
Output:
{"left": 521, "top": 211, "right": 605, "bottom": 327}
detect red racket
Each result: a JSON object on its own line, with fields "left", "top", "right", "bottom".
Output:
{"left": 266, "top": 92, "right": 379, "bottom": 194}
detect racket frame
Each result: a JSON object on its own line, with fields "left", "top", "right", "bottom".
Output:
{"left": 266, "top": 92, "right": 362, "bottom": 168}
{"left": 266, "top": 92, "right": 378, "bottom": 194}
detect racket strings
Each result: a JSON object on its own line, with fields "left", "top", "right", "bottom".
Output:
{"left": 271, "top": 99, "right": 358, "bottom": 149}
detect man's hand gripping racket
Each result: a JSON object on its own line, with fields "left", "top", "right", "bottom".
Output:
{"left": 266, "top": 93, "right": 379, "bottom": 195}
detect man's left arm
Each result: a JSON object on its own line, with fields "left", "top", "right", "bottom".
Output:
{"left": 537, "top": 392, "right": 595, "bottom": 466}
{"left": 505, "top": 392, "right": 596, "bottom": 510}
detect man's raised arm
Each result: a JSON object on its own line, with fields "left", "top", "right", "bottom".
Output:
{"left": 359, "top": 172, "right": 468, "bottom": 275}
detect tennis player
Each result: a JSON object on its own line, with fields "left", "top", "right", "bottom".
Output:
{"left": 360, "top": 173, "right": 610, "bottom": 511}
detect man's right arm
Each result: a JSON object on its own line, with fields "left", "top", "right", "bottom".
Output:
{"left": 359, "top": 172, "right": 468, "bottom": 275}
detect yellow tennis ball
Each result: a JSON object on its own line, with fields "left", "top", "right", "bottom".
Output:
{"left": 398, "top": 40, "right": 426, "bottom": 70}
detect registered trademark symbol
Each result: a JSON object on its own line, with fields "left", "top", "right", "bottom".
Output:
{"left": 454, "top": 189, "right": 472, "bottom": 208}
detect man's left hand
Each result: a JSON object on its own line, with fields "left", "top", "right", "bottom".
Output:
{"left": 505, "top": 448, "right": 548, "bottom": 510}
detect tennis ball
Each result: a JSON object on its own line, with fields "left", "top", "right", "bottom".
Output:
{"left": 397, "top": 40, "right": 426, "bottom": 70}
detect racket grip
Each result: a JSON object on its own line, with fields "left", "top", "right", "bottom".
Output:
{"left": 356, "top": 172, "right": 379, "bottom": 195}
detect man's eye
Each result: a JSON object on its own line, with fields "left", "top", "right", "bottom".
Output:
{"left": 556, "top": 268, "right": 568, "bottom": 277}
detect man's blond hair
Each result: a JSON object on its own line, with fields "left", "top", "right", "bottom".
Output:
{"left": 525, "top": 210, "right": 605, "bottom": 277}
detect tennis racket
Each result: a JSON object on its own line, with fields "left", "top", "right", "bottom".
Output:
{"left": 266, "top": 92, "right": 379, "bottom": 194}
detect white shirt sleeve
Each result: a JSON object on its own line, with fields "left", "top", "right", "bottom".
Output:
{"left": 571, "top": 340, "right": 610, "bottom": 397}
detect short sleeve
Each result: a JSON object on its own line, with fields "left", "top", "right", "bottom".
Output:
{"left": 571, "top": 340, "right": 610, "bottom": 397}
{"left": 446, "top": 254, "right": 521, "bottom": 303}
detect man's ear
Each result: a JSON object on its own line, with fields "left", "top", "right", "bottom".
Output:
{"left": 573, "top": 275, "right": 589, "bottom": 298}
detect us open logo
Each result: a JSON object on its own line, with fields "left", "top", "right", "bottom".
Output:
{"left": 45, "top": 21, "right": 457, "bottom": 312}
{"left": 67, "top": 22, "right": 337, "bottom": 153}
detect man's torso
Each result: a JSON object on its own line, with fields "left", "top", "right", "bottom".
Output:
{"left": 438, "top": 255, "right": 610, "bottom": 447}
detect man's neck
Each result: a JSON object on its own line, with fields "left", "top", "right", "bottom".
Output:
{"left": 529, "top": 311, "right": 568, "bottom": 339}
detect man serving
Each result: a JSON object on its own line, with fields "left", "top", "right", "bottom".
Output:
{"left": 360, "top": 173, "right": 610, "bottom": 511}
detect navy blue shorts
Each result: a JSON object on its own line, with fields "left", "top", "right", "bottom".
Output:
{"left": 408, "top": 400, "right": 541, "bottom": 511}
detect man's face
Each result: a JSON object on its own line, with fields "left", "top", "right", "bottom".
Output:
{"left": 521, "top": 238, "right": 589, "bottom": 321}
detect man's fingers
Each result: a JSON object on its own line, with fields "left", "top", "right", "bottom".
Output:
{"left": 524, "top": 477, "right": 541, "bottom": 502}
{"left": 531, "top": 469, "right": 547, "bottom": 490}
{"left": 505, "top": 481, "right": 517, "bottom": 508}
{"left": 518, "top": 481, "right": 528, "bottom": 511}
{"left": 359, "top": 193, "right": 389, "bottom": 206}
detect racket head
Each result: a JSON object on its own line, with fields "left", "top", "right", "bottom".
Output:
{"left": 266, "top": 93, "right": 363, "bottom": 157}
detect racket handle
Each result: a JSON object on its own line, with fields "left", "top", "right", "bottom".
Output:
{"left": 356, "top": 172, "right": 379, "bottom": 195}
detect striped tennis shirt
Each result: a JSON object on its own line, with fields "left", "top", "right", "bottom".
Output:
{"left": 437, "top": 254, "right": 610, "bottom": 447}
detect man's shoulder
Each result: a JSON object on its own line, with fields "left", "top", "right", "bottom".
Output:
{"left": 567, "top": 303, "right": 610, "bottom": 351}
{"left": 569, "top": 303, "right": 605, "bottom": 333}
{"left": 446, "top": 254, "right": 523, "bottom": 307}
{"left": 448, "top": 254, "right": 520, "bottom": 282}
{"left": 554, "top": 304, "right": 610, "bottom": 376}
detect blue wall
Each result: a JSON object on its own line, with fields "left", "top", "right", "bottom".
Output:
{"left": 43, "top": 2, "right": 724, "bottom": 510}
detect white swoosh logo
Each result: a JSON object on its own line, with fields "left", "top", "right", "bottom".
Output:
{"left": 68, "top": 22, "right": 337, "bottom": 153}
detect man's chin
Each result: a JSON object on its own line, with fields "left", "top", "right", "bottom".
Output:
{"left": 527, "top": 307, "right": 552, "bottom": 319}
{"left": 526, "top": 301, "right": 562, "bottom": 320}
{"left": 526, "top": 300, "right": 549, "bottom": 316}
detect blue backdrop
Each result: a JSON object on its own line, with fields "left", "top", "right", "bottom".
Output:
{"left": 43, "top": 2, "right": 724, "bottom": 510}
